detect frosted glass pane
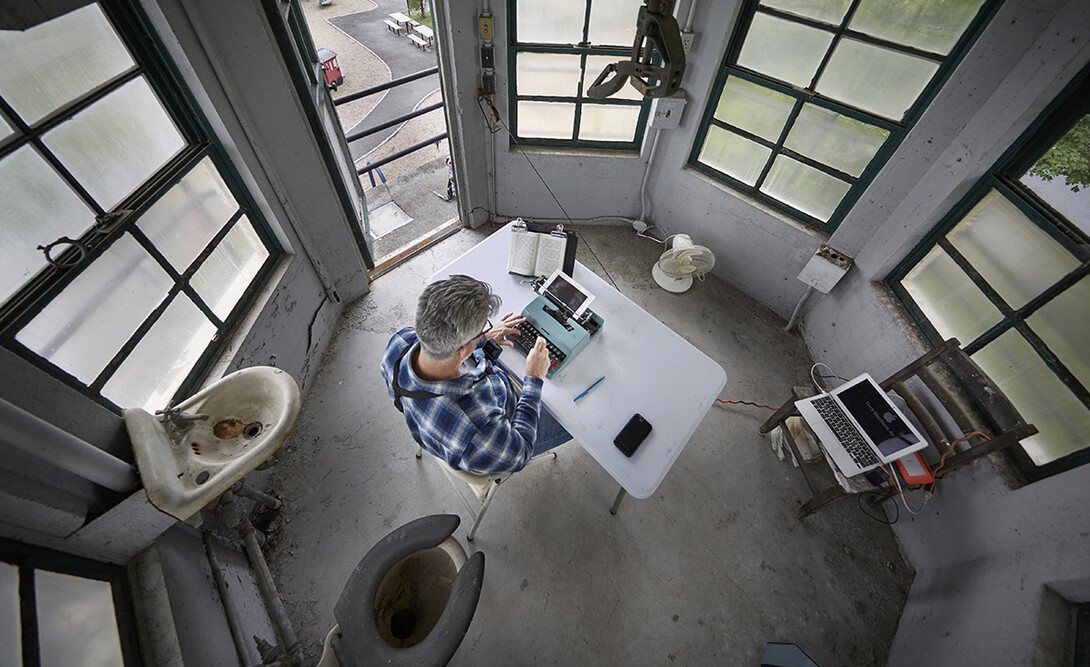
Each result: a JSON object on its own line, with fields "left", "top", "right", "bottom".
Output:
{"left": 516, "top": 53, "right": 582, "bottom": 97}
{"left": 816, "top": 39, "right": 938, "bottom": 121}
{"left": 973, "top": 330, "right": 1090, "bottom": 465}
{"left": 737, "top": 13, "right": 833, "bottom": 88}
{"left": 761, "top": 0, "right": 851, "bottom": 24}
{"left": 43, "top": 77, "right": 185, "bottom": 210}
{"left": 760, "top": 155, "right": 851, "bottom": 221}
{"left": 0, "top": 4, "right": 135, "bottom": 125}
{"left": 948, "top": 190, "right": 1079, "bottom": 310}
{"left": 102, "top": 294, "right": 216, "bottom": 410}
{"left": 713, "top": 76, "right": 794, "bottom": 143}
{"left": 516, "top": 0, "right": 585, "bottom": 44}
{"left": 0, "top": 145, "right": 96, "bottom": 305}
{"left": 0, "top": 113, "right": 11, "bottom": 140}
{"left": 902, "top": 245, "right": 1002, "bottom": 344}
{"left": 35, "top": 570, "right": 124, "bottom": 667}
{"left": 138, "top": 157, "right": 239, "bottom": 272}
{"left": 585, "top": 55, "right": 643, "bottom": 101}
{"left": 783, "top": 104, "right": 890, "bottom": 177}
{"left": 0, "top": 563, "right": 19, "bottom": 665}
{"left": 851, "top": 0, "right": 984, "bottom": 55}
{"left": 588, "top": 0, "right": 644, "bottom": 46}
{"left": 698, "top": 126, "right": 771, "bottom": 186}
{"left": 192, "top": 217, "right": 268, "bottom": 320}
{"left": 578, "top": 104, "right": 640, "bottom": 142}
{"left": 517, "top": 101, "right": 576, "bottom": 139}
{"left": 17, "top": 234, "right": 172, "bottom": 384}
{"left": 1027, "top": 276, "right": 1090, "bottom": 392}
{"left": 1020, "top": 115, "right": 1090, "bottom": 235}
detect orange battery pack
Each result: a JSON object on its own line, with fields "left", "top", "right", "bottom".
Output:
{"left": 895, "top": 451, "right": 934, "bottom": 485}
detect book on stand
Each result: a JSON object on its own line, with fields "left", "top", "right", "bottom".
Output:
{"left": 506, "top": 219, "right": 577, "bottom": 277}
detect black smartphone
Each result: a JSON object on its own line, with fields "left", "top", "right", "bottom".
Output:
{"left": 614, "top": 413, "right": 652, "bottom": 457}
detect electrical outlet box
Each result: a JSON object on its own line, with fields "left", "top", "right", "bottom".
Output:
{"left": 479, "top": 15, "right": 493, "bottom": 40}
{"left": 796, "top": 245, "right": 853, "bottom": 294}
{"left": 681, "top": 31, "right": 694, "bottom": 54}
{"left": 480, "top": 45, "right": 494, "bottom": 68}
{"left": 481, "top": 72, "right": 495, "bottom": 95}
{"left": 649, "top": 93, "right": 687, "bottom": 129}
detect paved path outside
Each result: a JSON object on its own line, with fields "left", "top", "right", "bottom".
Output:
{"left": 330, "top": 3, "right": 441, "bottom": 161}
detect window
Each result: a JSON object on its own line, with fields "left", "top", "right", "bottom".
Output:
{"left": 690, "top": 0, "right": 994, "bottom": 232}
{"left": 0, "top": 2, "right": 281, "bottom": 413}
{"left": 889, "top": 67, "right": 1090, "bottom": 482}
{"left": 1, "top": 538, "right": 141, "bottom": 666}
{"left": 508, "top": 0, "right": 652, "bottom": 148}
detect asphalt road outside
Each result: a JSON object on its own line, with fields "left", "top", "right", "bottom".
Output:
{"left": 330, "top": 2, "right": 442, "bottom": 160}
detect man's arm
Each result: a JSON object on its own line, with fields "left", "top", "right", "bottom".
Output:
{"left": 461, "top": 338, "right": 552, "bottom": 474}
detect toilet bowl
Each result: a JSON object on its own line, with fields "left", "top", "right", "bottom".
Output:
{"left": 318, "top": 515, "right": 484, "bottom": 667}
{"left": 373, "top": 535, "right": 467, "bottom": 648}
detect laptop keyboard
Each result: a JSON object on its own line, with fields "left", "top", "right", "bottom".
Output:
{"left": 812, "top": 395, "right": 880, "bottom": 469}
{"left": 512, "top": 320, "right": 566, "bottom": 371}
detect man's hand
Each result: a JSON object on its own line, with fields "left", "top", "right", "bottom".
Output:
{"left": 525, "top": 337, "right": 551, "bottom": 379}
{"left": 484, "top": 312, "right": 526, "bottom": 347}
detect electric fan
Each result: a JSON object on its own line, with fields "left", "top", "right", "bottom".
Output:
{"left": 651, "top": 234, "right": 716, "bottom": 293}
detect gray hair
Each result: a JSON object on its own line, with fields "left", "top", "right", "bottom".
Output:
{"left": 415, "top": 275, "right": 501, "bottom": 358}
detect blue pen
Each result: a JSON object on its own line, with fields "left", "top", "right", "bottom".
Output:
{"left": 573, "top": 376, "right": 605, "bottom": 402}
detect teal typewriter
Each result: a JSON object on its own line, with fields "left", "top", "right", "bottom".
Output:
{"left": 510, "top": 269, "right": 604, "bottom": 378}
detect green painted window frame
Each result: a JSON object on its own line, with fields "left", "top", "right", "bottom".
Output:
{"left": 689, "top": 0, "right": 998, "bottom": 233}
{"left": 887, "top": 64, "right": 1090, "bottom": 483}
{"left": 506, "top": 0, "right": 652, "bottom": 150}
{"left": 0, "top": 0, "right": 284, "bottom": 414}
{"left": 267, "top": 0, "right": 374, "bottom": 270}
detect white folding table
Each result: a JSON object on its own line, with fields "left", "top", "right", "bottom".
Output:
{"left": 430, "top": 223, "right": 727, "bottom": 511}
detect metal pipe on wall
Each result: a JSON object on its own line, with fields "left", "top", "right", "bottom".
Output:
{"left": 203, "top": 531, "right": 262, "bottom": 666}
{"left": 638, "top": 128, "right": 663, "bottom": 225}
{"left": 684, "top": 0, "right": 698, "bottom": 32}
{"left": 0, "top": 397, "right": 138, "bottom": 493}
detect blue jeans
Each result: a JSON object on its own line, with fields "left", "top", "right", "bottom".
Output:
{"left": 533, "top": 407, "right": 572, "bottom": 457}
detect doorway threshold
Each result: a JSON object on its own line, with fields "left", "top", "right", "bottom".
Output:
{"left": 368, "top": 218, "right": 463, "bottom": 280}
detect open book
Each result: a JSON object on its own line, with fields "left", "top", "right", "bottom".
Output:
{"left": 506, "top": 221, "right": 575, "bottom": 277}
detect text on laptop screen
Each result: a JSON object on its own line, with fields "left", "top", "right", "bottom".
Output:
{"left": 838, "top": 380, "right": 921, "bottom": 457}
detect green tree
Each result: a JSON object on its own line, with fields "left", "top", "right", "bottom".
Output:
{"left": 1027, "top": 115, "right": 1090, "bottom": 193}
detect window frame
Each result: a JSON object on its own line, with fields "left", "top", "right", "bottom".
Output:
{"left": 0, "top": 0, "right": 283, "bottom": 414}
{"left": 1, "top": 536, "right": 142, "bottom": 666}
{"left": 506, "top": 0, "right": 653, "bottom": 150}
{"left": 689, "top": 0, "right": 999, "bottom": 233}
{"left": 887, "top": 64, "right": 1090, "bottom": 482}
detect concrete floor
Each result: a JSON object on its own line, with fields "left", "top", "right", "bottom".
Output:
{"left": 258, "top": 223, "right": 913, "bottom": 666}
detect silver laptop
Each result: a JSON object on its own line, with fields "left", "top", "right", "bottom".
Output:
{"left": 795, "top": 373, "right": 928, "bottom": 477}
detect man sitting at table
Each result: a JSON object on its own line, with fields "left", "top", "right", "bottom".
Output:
{"left": 381, "top": 275, "right": 572, "bottom": 474}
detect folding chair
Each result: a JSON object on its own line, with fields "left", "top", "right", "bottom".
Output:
{"left": 417, "top": 447, "right": 557, "bottom": 541}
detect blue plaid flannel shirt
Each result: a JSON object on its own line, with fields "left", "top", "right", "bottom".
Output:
{"left": 380, "top": 327, "right": 542, "bottom": 474}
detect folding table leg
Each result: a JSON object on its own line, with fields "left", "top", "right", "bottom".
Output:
{"left": 610, "top": 487, "right": 627, "bottom": 515}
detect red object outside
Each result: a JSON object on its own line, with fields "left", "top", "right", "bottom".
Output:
{"left": 317, "top": 48, "right": 343, "bottom": 89}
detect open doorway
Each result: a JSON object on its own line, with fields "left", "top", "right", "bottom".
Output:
{"left": 300, "top": 0, "right": 461, "bottom": 276}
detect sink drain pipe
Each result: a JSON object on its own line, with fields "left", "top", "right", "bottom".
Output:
{"left": 239, "top": 515, "right": 303, "bottom": 666}
{"left": 203, "top": 530, "right": 263, "bottom": 666}
{"left": 219, "top": 490, "right": 303, "bottom": 665}
{"left": 231, "top": 480, "right": 283, "bottom": 510}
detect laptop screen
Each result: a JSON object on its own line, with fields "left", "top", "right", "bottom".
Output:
{"left": 837, "top": 379, "right": 921, "bottom": 457}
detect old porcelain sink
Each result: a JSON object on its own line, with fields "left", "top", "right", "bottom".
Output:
{"left": 124, "top": 367, "right": 301, "bottom": 520}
